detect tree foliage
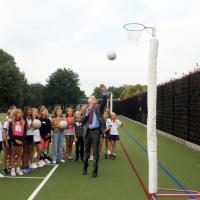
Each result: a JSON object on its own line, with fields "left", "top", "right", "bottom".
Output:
{"left": 108, "top": 85, "right": 126, "bottom": 99}
{"left": 0, "top": 49, "right": 27, "bottom": 110}
{"left": 92, "top": 86, "right": 102, "bottom": 99}
{"left": 92, "top": 85, "right": 126, "bottom": 99}
{"left": 92, "top": 84, "right": 146, "bottom": 100}
{"left": 45, "top": 68, "right": 84, "bottom": 108}
{"left": 25, "top": 83, "right": 46, "bottom": 107}
{"left": 120, "top": 84, "right": 147, "bottom": 100}
{"left": 1, "top": 48, "right": 147, "bottom": 111}
{"left": 0, "top": 49, "right": 87, "bottom": 111}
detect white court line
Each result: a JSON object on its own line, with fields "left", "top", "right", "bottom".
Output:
{"left": 46, "top": 163, "right": 57, "bottom": 166}
{"left": 27, "top": 164, "right": 59, "bottom": 200}
{"left": 4, "top": 176, "right": 45, "bottom": 179}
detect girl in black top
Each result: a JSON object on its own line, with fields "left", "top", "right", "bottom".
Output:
{"left": 39, "top": 107, "right": 52, "bottom": 163}
{"left": 101, "top": 111, "right": 112, "bottom": 159}
{"left": 73, "top": 111, "right": 84, "bottom": 161}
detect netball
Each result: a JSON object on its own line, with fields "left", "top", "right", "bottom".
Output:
{"left": 32, "top": 119, "right": 42, "bottom": 129}
{"left": 59, "top": 120, "right": 68, "bottom": 129}
{"left": 107, "top": 51, "right": 117, "bottom": 60}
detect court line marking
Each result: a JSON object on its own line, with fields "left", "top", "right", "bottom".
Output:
{"left": 121, "top": 126, "right": 196, "bottom": 200}
{"left": 122, "top": 127, "right": 188, "bottom": 190}
{"left": 120, "top": 142, "right": 152, "bottom": 200}
{"left": 27, "top": 164, "right": 59, "bottom": 200}
{"left": 4, "top": 176, "right": 45, "bottom": 179}
{"left": 120, "top": 115, "right": 188, "bottom": 189}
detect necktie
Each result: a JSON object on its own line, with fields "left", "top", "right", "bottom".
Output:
{"left": 89, "top": 107, "right": 94, "bottom": 124}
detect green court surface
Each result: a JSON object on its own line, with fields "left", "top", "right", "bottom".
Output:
{"left": 0, "top": 115, "right": 200, "bottom": 200}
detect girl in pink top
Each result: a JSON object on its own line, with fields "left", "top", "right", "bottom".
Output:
{"left": 22, "top": 106, "right": 35, "bottom": 172}
{"left": 64, "top": 107, "right": 75, "bottom": 160}
{"left": 9, "top": 109, "right": 25, "bottom": 176}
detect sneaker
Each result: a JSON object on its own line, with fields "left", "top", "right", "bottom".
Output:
{"left": 26, "top": 166, "right": 33, "bottom": 173}
{"left": 11, "top": 168, "right": 16, "bottom": 176}
{"left": 68, "top": 156, "right": 74, "bottom": 161}
{"left": 39, "top": 160, "right": 46, "bottom": 166}
{"left": 16, "top": 167, "right": 23, "bottom": 176}
{"left": 89, "top": 156, "right": 93, "bottom": 161}
{"left": 2, "top": 168, "right": 9, "bottom": 176}
{"left": 22, "top": 167, "right": 28, "bottom": 174}
{"left": 60, "top": 159, "right": 65, "bottom": 163}
{"left": 0, "top": 173, "right": 5, "bottom": 178}
{"left": 44, "top": 159, "right": 51, "bottom": 164}
{"left": 52, "top": 161, "right": 56, "bottom": 164}
{"left": 30, "top": 163, "right": 38, "bottom": 169}
{"left": 65, "top": 154, "right": 69, "bottom": 159}
{"left": 36, "top": 161, "right": 43, "bottom": 168}
{"left": 46, "top": 156, "right": 52, "bottom": 162}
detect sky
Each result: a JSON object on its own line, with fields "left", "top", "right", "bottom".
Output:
{"left": 0, "top": 0, "right": 200, "bottom": 96}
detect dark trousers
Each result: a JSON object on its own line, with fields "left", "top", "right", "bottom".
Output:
{"left": 83, "top": 129, "right": 100, "bottom": 170}
{"left": 75, "top": 136, "right": 84, "bottom": 160}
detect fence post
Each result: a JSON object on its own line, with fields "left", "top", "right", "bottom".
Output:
{"left": 161, "top": 86, "right": 164, "bottom": 129}
{"left": 172, "top": 81, "right": 175, "bottom": 135}
{"left": 187, "top": 75, "right": 191, "bottom": 141}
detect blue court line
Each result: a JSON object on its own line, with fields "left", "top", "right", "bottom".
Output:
{"left": 122, "top": 128, "right": 196, "bottom": 200}
{"left": 123, "top": 128, "right": 186, "bottom": 189}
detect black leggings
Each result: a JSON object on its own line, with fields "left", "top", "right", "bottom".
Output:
{"left": 75, "top": 136, "right": 84, "bottom": 160}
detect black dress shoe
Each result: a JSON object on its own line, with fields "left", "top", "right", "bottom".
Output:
{"left": 92, "top": 168, "right": 98, "bottom": 178}
{"left": 83, "top": 168, "right": 87, "bottom": 175}
{"left": 92, "top": 171, "right": 97, "bottom": 178}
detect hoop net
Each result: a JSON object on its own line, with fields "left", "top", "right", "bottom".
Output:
{"left": 123, "top": 23, "right": 145, "bottom": 45}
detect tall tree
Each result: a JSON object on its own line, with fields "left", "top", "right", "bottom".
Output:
{"left": 45, "top": 68, "right": 83, "bottom": 108}
{"left": 79, "top": 89, "right": 87, "bottom": 99}
{"left": 108, "top": 85, "right": 126, "bottom": 99}
{"left": 24, "top": 83, "right": 46, "bottom": 107}
{"left": 0, "top": 49, "right": 27, "bottom": 110}
{"left": 92, "top": 87, "right": 102, "bottom": 99}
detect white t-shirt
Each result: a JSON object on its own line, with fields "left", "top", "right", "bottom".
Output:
{"left": 3, "top": 119, "right": 10, "bottom": 130}
{"left": 33, "top": 129, "right": 41, "bottom": 142}
{"left": 3, "top": 119, "right": 11, "bottom": 139}
{"left": 26, "top": 119, "right": 34, "bottom": 136}
{"left": 110, "top": 119, "right": 122, "bottom": 136}
{"left": 0, "top": 121, "right": 3, "bottom": 142}
{"left": 106, "top": 118, "right": 112, "bottom": 128}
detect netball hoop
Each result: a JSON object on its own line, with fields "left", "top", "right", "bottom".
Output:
{"left": 123, "top": 22, "right": 200, "bottom": 199}
{"left": 124, "top": 22, "right": 158, "bottom": 195}
{"left": 123, "top": 23, "right": 156, "bottom": 45}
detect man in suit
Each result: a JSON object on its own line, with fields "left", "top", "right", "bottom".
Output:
{"left": 82, "top": 84, "right": 108, "bottom": 177}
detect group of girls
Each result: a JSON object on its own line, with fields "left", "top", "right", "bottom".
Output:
{"left": 0, "top": 104, "right": 124, "bottom": 177}
{"left": 0, "top": 105, "right": 52, "bottom": 176}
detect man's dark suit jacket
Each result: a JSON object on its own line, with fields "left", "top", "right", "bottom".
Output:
{"left": 82, "top": 93, "right": 107, "bottom": 136}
